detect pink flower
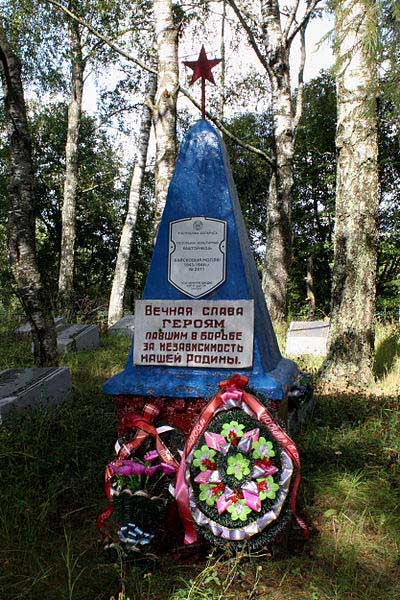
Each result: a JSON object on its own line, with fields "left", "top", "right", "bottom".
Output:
{"left": 160, "top": 463, "right": 176, "bottom": 475}
{"left": 109, "top": 461, "right": 145, "bottom": 476}
{"left": 144, "top": 450, "right": 159, "bottom": 462}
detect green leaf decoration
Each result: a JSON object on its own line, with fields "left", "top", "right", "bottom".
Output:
{"left": 221, "top": 421, "right": 245, "bottom": 439}
{"left": 227, "top": 499, "right": 252, "bottom": 522}
{"left": 199, "top": 484, "right": 218, "bottom": 506}
{"left": 226, "top": 453, "right": 250, "bottom": 481}
{"left": 193, "top": 445, "right": 217, "bottom": 471}
{"left": 252, "top": 436, "right": 275, "bottom": 460}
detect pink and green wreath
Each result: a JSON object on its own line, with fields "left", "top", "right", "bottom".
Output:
{"left": 186, "top": 407, "right": 295, "bottom": 547}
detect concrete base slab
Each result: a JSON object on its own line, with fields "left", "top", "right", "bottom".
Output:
{"left": 285, "top": 320, "right": 329, "bottom": 356}
{"left": 0, "top": 367, "right": 72, "bottom": 422}
{"left": 57, "top": 324, "right": 100, "bottom": 353}
{"left": 108, "top": 315, "right": 135, "bottom": 337}
{"left": 16, "top": 316, "right": 66, "bottom": 338}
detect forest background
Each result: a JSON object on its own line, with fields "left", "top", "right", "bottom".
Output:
{"left": 1, "top": 0, "right": 398, "bottom": 339}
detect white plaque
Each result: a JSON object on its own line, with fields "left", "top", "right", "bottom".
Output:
{"left": 134, "top": 300, "right": 254, "bottom": 369}
{"left": 168, "top": 217, "right": 227, "bottom": 298}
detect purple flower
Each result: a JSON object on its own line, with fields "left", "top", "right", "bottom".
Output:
{"left": 144, "top": 450, "right": 159, "bottom": 462}
{"left": 160, "top": 463, "right": 176, "bottom": 475}
{"left": 109, "top": 459, "right": 176, "bottom": 479}
{"left": 110, "top": 461, "right": 145, "bottom": 476}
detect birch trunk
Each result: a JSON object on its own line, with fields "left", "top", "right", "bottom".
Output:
{"left": 321, "top": 0, "right": 379, "bottom": 387}
{"left": 152, "top": 0, "right": 178, "bottom": 235}
{"left": 260, "top": 0, "right": 294, "bottom": 321}
{"left": 58, "top": 16, "right": 84, "bottom": 310}
{"left": 0, "top": 25, "right": 58, "bottom": 366}
{"left": 220, "top": 0, "right": 226, "bottom": 120}
{"left": 306, "top": 256, "right": 315, "bottom": 318}
{"left": 107, "top": 73, "right": 156, "bottom": 327}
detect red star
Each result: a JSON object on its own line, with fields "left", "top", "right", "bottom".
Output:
{"left": 183, "top": 45, "right": 221, "bottom": 86}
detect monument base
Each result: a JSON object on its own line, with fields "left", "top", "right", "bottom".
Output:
{"left": 113, "top": 395, "right": 207, "bottom": 436}
{"left": 111, "top": 394, "right": 289, "bottom": 437}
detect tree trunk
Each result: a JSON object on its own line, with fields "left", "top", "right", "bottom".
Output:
{"left": 107, "top": 73, "right": 156, "bottom": 327}
{"left": 0, "top": 25, "right": 58, "bottom": 366}
{"left": 306, "top": 256, "right": 315, "bottom": 319}
{"left": 152, "top": 0, "right": 178, "bottom": 235}
{"left": 260, "top": 0, "right": 294, "bottom": 321}
{"left": 220, "top": 0, "right": 226, "bottom": 120}
{"left": 58, "top": 15, "right": 84, "bottom": 311}
{"left": 321, "top": 0, "right": 379, "bottom": 387}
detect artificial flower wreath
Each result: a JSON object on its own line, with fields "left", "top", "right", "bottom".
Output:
{"left": 174, "top": 375, "right": 310, "bottom": 548}
{"left": 185, "top": 408, "right": 294, "bottom": 547}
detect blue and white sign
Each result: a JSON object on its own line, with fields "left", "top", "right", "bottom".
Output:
{"left": 168, "top": 217, "right": 227, "bottom": 298}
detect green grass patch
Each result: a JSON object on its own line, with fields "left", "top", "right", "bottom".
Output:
{"left": 0, "top": 319, "right": 399, "bottom": 599}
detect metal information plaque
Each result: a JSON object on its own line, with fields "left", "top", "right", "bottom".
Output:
{"left": 134, "top": 299, "right": 254, "bottom": 369}
{"left": 168, "top": 217, "right": 227, "bottom": 298}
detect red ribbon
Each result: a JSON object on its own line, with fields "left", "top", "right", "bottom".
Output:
{"left": 97, "top": 403, "right": 178, "bottom": 538}
{"left": 175, "top": 375, "right": 309, "bottom": 544}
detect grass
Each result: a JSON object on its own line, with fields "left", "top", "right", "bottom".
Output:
{"left": 0, "top": 317, "right": 399, "bottom": 599}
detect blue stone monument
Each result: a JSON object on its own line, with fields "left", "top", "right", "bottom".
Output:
{"left": 104, "top": 120, "right": 298, "bottom": 404}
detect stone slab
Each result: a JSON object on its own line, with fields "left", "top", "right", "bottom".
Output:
{"left": 285, "top": 320, "right": 329, "bottom": 356}
{"left": 0, "top": 367, "right": 71, "bottom": 422}
{"left": 16, "top": 316, "right": 66, "bottom": 337}
{"left": 57, "top": 324, "right": 99, "bottom": 353}
{"left": 108, "top": 315, "right": 135, "bottom": 337}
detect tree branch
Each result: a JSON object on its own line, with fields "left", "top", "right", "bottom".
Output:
{"left": 293, "top": 24, "right": 306, "bottom": 135}
{"left": 43, "top": 0, "right": 157, "bottom": 76}
{"left": 287, "top": 0, "right": 322, "bottom": 45}
{"left": 45, "top": 0, "right": 273, "bottom": 165}
{"left": 283, "top": 0, "right": 300, "bottom": 42}
{"left": 226, "top": 0, "right": 272, "bottom": 78}
{"left": 80, "top": 175, "right": 122, "bottom": 194}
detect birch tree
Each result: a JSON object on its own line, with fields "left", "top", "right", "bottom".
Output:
{"left": 321, "top": 0, "right": 379, "bottom": 387}
{"left": 108, "top": 73, "right": 156, "bottom": 327}
{"left": 58, "top": 8, "right": 84, "bottom": 311}
{"left": 227, "top": 0, "right": 320, "bottom": 320}
{"left": 151, "top": 0, "right": 179, "bottom": 233}
{"left": 0, "top": 22, "right": 58, "bottom": 366}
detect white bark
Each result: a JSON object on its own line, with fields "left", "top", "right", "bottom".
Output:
{"left": 107, "top": 73, "right": 156, "bottom": 327}
{"left": 0, "top": 24, "right": 58, "bottom": 366}
{"left": 260, "top": 0, "right": 294, "bottom": 321}
{"left": 322, "top": 0, "right": 379, "bottom": 386}
{"left": 227, "top": 0, "right": 319, "bottom": 320}
{"left": 58, "top": 17, "right": 84, "bottom": 308}
{"left": 152, "top": 0, "right": 178, "bottom": 234}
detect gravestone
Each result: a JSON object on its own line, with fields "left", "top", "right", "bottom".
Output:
{"left": 285, "top": 320, "right": 329, "bottom": 356}
{"left": 108, "top": 315, "right": 135, "bottom": 337}
{"left": 104, "top": 120, "right": 300, "bottom": 414}
{"left": 0, "top": 367, "right": 71, "bottom": 422}
{"left": 16, "top": 316, "right": 66, "bottom": 338}
{"left": 57, "top": 324, "right": 100, "bottom": 354}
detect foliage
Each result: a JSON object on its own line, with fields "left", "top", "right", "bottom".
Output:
{"left": 32, "top": 102, "right": 128, "bottom": 303}
{"left": 291, "top": 73, "right": 337, "bottom": 316}
{"left": 376, "top": 96, "right": 400, "bottom": 315}
{"left": 224, "top": 73, "right": 399, "bottom": 318}
{"left": 224, "top": 111, "right": 272, "bottom": 254}
{"left": 378, "top": 0, "right": 400, "bottom": 113}
{"left": 0, "top": 100, "right": 155, "bottom": 308}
